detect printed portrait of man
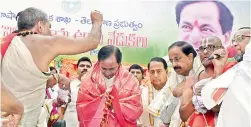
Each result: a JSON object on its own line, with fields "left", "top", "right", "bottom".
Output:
{"left": 175, "top": 1, "right": 234, "bottom": 49}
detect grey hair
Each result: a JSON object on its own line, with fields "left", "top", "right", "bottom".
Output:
{"left": 16, "top": 7, "right": 48, "bottom": 31}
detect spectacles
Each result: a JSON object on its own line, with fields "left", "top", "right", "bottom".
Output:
{"left": 197, "top": 45, "right": 221, "bottom": 52}
{"left": 232, "top": 35, "right": 250, "bottom": 43}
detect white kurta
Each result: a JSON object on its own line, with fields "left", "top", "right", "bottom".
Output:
{"left": 202, "top": 63, "right": 251, "bottom": 127}
{"left": 2, "top": 36, "right": 50, "bottom": 126}
{"left": 139, "top": 85, "right": 164, "bottom": 127}
{"left": 64, "top": 79, "right": 81, "bottom": 127}
{"left": 37, "top": 99, "right": 54, "bottom": 127}
{"left": 202, "top": 41, "right": 251, "bottom": 127}
{"left": 147, "top": 56, "right": 204, "bottom": 127}
{"left": 216, "top": 68, "right": 250, "bottom": 127}
{"left": 104, "top": 76, "right": 115, "bottom": 91}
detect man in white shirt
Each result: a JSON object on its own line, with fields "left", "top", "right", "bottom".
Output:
{"left": 201, "top": 41, "right": 251, "bottom": 127}
{"left": 148, "top": 41, "right": 204, "bottom": 127}
{"left": 139, "top": 57, "right": 168, "bottom": 127}
{"left": 63, "top": 57, "right": 92, "bottom": 127}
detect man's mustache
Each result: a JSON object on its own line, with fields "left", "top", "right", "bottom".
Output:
{"left": 234, "top": 53, "right": 244, "bottom": 62}
{"left": 173, "top": 66, "right": 182, "bottom": 70}
{"left": 81, "top": 69, "right": 87, "bottom": 73}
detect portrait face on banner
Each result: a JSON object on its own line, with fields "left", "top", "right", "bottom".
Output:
{"left": 176, "top": 1, "right": 233, "bottom": 49}
{"left": 1, "top": 0, "right": 249, "bottom": 74}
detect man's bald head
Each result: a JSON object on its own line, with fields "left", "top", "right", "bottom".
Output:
{"left": 198, "top": 36, "right": 224, "bottom": 67}
{"left": 238, "top": 27, "right": 251, "bottom": 30}
{"left": 200, "top": 36, "right": 223, "bottom": 48}
{"left": 236, "top": 27, "right": 250, "bottom": 36}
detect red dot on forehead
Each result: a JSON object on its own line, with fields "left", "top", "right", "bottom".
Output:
{"left": 193, "top": 20, "right": 199, "bottom": 27}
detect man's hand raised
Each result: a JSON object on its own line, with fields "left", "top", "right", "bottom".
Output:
{"left": 211, "top": 49, "right": 228, "bottom": 78}
{"left": 91, "top": 10, "right": 103, "bottom": 25}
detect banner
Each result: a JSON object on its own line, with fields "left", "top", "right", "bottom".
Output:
{"left": 1, "top": 0, "right": 250, "bottom": 78}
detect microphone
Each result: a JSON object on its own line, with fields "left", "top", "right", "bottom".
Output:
{"left": 208, "top": 46, "right": 238, "bottom": 60}
{"left": 208, "top": 54, "right": 220, "bottom": 60}
{"left": 192, "top": 46, "right": 237, "bottom": 126}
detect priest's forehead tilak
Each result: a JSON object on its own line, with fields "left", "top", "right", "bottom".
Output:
{"left": 200, "top": 36, "right": 223, "bottom": 47}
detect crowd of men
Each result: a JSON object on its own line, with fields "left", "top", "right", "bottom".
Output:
{"left": 1, "top": 0, "right": 250, "bottom": 127}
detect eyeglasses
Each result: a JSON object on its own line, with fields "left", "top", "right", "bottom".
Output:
{"left": 196, "top": 45, "right": 221, "bottom": 52}
{"left": 232, "top": 35, "right": 250, "bottom": 43}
